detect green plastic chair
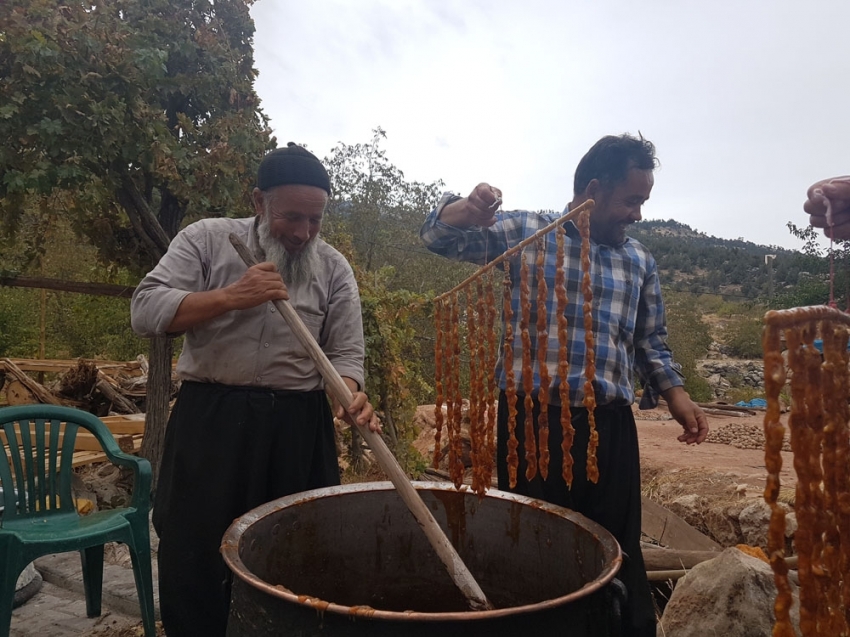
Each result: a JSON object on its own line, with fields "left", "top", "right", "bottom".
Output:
{"left": 0, "top": 405, "right": 155, "bottom": 637}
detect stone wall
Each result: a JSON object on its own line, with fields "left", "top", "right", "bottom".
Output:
{"left": 697, "top": 360, "right": 764, "bottom": 400}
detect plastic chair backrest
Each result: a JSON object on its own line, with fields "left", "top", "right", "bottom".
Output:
{"left": 0, "top": 407, "right": 87, "bottom": 523}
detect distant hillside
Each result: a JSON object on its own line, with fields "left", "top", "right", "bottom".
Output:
{"left": 628, "top": 219, "right": 827, "bottom": 303}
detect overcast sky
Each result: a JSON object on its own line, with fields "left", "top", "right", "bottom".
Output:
{"left": 249, "top": 0, "right": 849, "bottom": 251}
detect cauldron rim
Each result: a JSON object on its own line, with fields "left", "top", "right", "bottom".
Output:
{"left": 221, "top": 481, "right": 622, "bottom": 622}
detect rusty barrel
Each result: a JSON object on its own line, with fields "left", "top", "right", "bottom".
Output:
{"left": 222, "top": 481, "right": 623, "bottom": 636}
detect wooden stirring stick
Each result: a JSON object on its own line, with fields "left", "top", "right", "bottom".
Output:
{"left": 229, "top": 233, "right": 493, "bottom": 612}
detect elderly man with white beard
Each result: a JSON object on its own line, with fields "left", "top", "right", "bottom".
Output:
{"left": 131, "top": 142, "right": 378, "bottom": 637}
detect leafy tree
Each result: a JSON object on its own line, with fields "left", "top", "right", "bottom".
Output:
{"left": 323, "top": 128, "right": 476, "bottom": 294}
{"left": 0, "top": 0, "right": 273, "bottom": 481}
{"left": 779, "top": 222, "right": 850, "bottom": 310}
{"left": 321, "top": 132, "right": 453, "bottom": 475}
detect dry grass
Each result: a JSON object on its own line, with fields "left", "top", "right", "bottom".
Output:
{"left": 641, "top": 466, "right": 739, "bottom": 507}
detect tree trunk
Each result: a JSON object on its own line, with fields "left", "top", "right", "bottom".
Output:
{"left": 140, "top": 335, "right": 173, "bottom": 494}
{"left": 349, "top": 426, "right": 365, "bottom": 472}
{"left": 381, "top": 395, "right": 398, "bottom": 448}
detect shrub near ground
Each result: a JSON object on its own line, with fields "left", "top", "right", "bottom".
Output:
{"left": 663, "top": 290, "right": 713, "bottom": 403}
{"left": 722, "top": 304, "right": 767, "bottom": 359}
{"left": 722, "top": 314, "right": 765, "bottom": 360}
{"left": 0, "top": 288, "right": 38, "bottom": 357}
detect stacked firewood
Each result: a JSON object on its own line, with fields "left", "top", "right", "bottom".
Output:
{"left": 0, "top": 357, "right": 177, "bottom": 416}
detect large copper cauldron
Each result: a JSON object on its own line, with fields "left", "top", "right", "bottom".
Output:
{"left": 222, "top": 481, "right": 623, "bottom": 636}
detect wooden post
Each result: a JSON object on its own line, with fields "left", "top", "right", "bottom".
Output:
{"left": 38, "top": 288, "right": 46, "bottom": 384}
{"left": 140, "top": 335, "right": 172, "bottom": 491}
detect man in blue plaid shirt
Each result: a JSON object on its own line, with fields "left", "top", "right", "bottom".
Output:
{"left": 421, "top": 134, "right": 708, "bottom": 637}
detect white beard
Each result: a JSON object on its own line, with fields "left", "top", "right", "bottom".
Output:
{"left": 257, "top": 215, "right": 319, "bottom": 288}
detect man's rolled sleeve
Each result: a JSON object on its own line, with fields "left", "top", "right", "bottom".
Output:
{"left": 646, "top": 364, "right": 685, "bottom": 395}
{"left": 420, "top": 192, "right": 522, "bottom": 264}
{"left": 420, "top": 195, "right": 475, "bottom": 258}
{"left": 131, "top": 285, "right": 192, "bottom": 337}
{"left": 130, "top": 226, "right": 206, "bottom": 338}
{"left": 634, "top": 259, "right": 685, "bottom": 400}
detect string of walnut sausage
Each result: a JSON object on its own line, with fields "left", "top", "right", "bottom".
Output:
{"left": 519, "top": 249, "right": 538, "bottom": 482}
{"left": 819, "top": 320, "right": 847, "bottom": 635}
{"left": 450, "top": 292, "right": 464, "bottom": 488}
{"left": 503, "top": 260, "right": 520, "bottom": 488}
{"left": 762, "top": 322, "right": 793, "bottom": 637}
{"left": 473, "top": 277, "right": 490, "bottom": 497}
{"left": 556, "top": 225, "right": 576, "bottom": 487}
{"left": 433, "top": 299, "right": 445, "bottom": 469}
{"left": 577, "top": 208, "right": 599, "bottom": 483}
{"left": 484, "top": 267, "right": 498, "bottom": 489}
{"left": 536, "top": 236, "right": 551, "bottom": 480}
{"left": 466, "top": 286, "right": 482, "bottom": 495}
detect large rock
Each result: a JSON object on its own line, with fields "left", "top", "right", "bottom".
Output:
{"left": 738, "top": 499, "right": 773, "bottom": 547}
{"left": 703, "top": 500, "right": 747, "bottom": 546}
{"left": 657, "top": 547, "right": 800, "bottom": 637}
{"left": 667, "top": 494, "right": 709, "bottom": 533}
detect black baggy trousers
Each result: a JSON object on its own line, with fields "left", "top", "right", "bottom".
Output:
{"left": 496, "top": 392, "right": 657, "bottom": 637}
{"left": 152, "top": 381, "right": 340, "bottom": 637}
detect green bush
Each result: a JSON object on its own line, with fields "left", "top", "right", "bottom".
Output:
{"left": 716, "top": 301, "right": 746, "bottom": 318}
{"left": 0, "top": 288, "right": 39, "bottom": 357}
{"left": 726, "top": 386, "right": 763, "bottom": 404}
{"left": 694, "top": 294, "right": 724, "bottom": 314}
{"left": 0, "top": 287, "right": 146, "bottom": 362}
{"left": 663, "top": 290, "right": 714, "bottom": 403}
{"left": 722, "top": 316, "right": 764, "bottom": 359}
{"left": 48, "top": 293, "right": 147, "bottom": 361}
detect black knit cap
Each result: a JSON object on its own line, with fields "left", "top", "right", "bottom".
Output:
{"left": 257, "top": 142, "right": 331, "bottom": 194}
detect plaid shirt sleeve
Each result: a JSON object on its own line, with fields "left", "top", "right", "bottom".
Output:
{"left": 420, "top": 191, "right": 535, "bottom": 264}
{"left": 633, "top": 254, "right": 685, "bottom": 400}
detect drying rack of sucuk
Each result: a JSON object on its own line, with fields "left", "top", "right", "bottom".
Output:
{"left": 432, "top": 199, "right": 597, "bottom": 498}
{"left": 763, "top": 305, "right": 850, "bottom": 636}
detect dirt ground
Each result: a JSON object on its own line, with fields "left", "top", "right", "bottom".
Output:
{"left": 412, "top": 402, "right": 794, "bottom": 499}
{"left": 634, "top": 405, "right": 795, "bottom": 495}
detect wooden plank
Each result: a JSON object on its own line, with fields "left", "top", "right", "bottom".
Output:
{"left": 2, "top": 359, "right": 143, "bottom": 375}
{"left": 71, "top": 436, "right": 143, "bottom": 467}
{"left": 101, "top": 414, "right": 146, "bottom": 423}
{"left": 1, "top": 429, "right": 135, "bottom": 453}
{"left": 100, "top": 415, "right": 146, "bottom": 435}
{"left": 642, "top": 545, "right": 799, "bottom": 572}
{"left": 4, "top": 435, "right": 144, "bottom": 475}
{"left": 642, "top": 546, "right": 727, "bottom": 571}
{"left": 70, "top": 451, "right": 103, "bottom": 467}
{"left": 0, "top": 416, "right": 145, "bottom": 440}
{"left": 696, "top": 402, "right": 759, "bottom": 415}
{"left": 641, "top": 495, "right": 722, "bottom": 552}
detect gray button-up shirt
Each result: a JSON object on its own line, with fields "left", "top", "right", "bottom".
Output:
{"left": 131, "top": 216, "right": 365, "bottom": 392}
